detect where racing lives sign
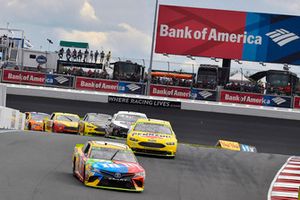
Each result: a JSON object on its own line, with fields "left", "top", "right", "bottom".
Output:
{"left": 155, "top": 5, "right": 300, "bottom": 65}
{"left": 108, "top": 96, "right": 181, "bottom": 109}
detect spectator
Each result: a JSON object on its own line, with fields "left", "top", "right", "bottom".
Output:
{"left": 84, "top": 49, "right": 89, "bottom": 62}
{"left": 72, "top": 49, "right": 77, "bottom": 61}
{"left": 90, "top": 51, "right": 94, "bottom": 63}
{"left": 58, "top": 48, "right": 64, "bottom": 59}
{"left": 94, "top": 50, "right": 99, "bottom": 63}
{"left": 106, "top": 51, "right": 111, "bottom": 64}
{"left": 66, "top": 48, "right": 71, "bottom": 61}
{"left": 78, "top": 50, "right": 83, "bottom": 61}
{"left": 100, "top": 50, "right": 105, "bottom": 64}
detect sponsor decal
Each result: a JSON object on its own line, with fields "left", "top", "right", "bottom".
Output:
{"left": 2, "top": 69, "right": 45, "bottom": 85}
{"left": 55, "top": 76, "right": 69, "bottom": 84}
{"left": 108, "top": 96, "right": 181, "bottom": 109}
{"left": 266, "top": 29, "right": 299, "bottom": 47}
{"left": 45, "top": 74, "right": 74, "bottom": 88}
{"left": 271, "top": 97, "right": 286, "bottom": 105}
{"left": 155, "top": 5, "right": 300, "bottom": 65}
{"left": 126, "top": 83, "right": 141, "bottom": 92}
{"left": 293, "top": 96, "right": 300, "bottom": 109}
{"left": 131, "top": 132, "right": 172, "bottom": 138}
{"left": 118, "top": 81, "right": 145, "bottom": 95}
{"left": 191, "top": 88, "right": 217, "bottom": 101}
{"left": 150, "top": 84, "right": 191, "bottom": 99}
{"left": 75, "top": 77, "right": 119, "bottom": 93}
{"left": 36, "top": 55, "right": 47, "bottom": 64}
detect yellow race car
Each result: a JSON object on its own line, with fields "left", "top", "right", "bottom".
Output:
{"left": 127, "top": 118, "right": 177, "bottom": 157}
{"left": 43, "top": 112, "right": 80, "bottom": 134}
{"left": 78, "top": 113, "right": 112, "bottom": 136}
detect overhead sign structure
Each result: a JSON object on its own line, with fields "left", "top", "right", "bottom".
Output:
{"left": 155, "top": 5, "right": 300, "bottom": 65}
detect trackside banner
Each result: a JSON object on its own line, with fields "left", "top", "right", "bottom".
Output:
{"left": 150, "top": 84, "right": 191, "bottom": 99}
{"left": 75, "top": 77, "right": 145, "bottom": 95}
{"left": 2, "top": 69, "right": 45, "bottom": 85}
{"left": 108, "top": 96, "right": 181, "bottom": 109}
{"left": 294, "top": 96, "right": 300, "bottom": 109}
{"left": 155, "top": 5, "right": 300, "bottom": 65}
{"left": 220, "top": 90, "right": 292, "bottom": 108}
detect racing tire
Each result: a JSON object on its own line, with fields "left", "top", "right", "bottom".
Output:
{"left": 72, "top": 158, "right": 76, "bottom": 176}
{"left": 28, "top": 123, "right": 31, "bottom": 131}
{"left": 79, "top": 125, "right": 85, "bottom": 136}
{"left": 83, "top": 165, "right": 86, "bottom": 185}
{"left": 52, "top": 124, "right": 56, "bottom": 133}
{"left": 43, "top": 124, "right": 45, "bottom": 132}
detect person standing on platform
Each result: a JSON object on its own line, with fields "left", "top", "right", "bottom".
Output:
{"left": 94, "top": 50, "right": 99, "bottom": 63}
{"left": 78, "top": 50, "right": 83, "bottom": 61}
{"left": 100, "top": 50, "right": 105, "bottom": 64}
{"left": 106, "top": 51, "right": 111, "bottom": 64}
{"left": 90, "top": 50, "right": 94, "bottom": 63}
{"left": 84, "top": 49, "right": 89, "bottom": 62}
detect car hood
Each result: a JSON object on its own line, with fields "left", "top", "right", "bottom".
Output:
{"left": 86, "top": 159, "right": 144, "bottom": 173}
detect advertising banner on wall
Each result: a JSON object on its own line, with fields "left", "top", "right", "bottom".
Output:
{"left": 191, "top": 88, "right": 217, "bottom": 101}
{"left": 75, "top": 77, "right": 119, "bottom": 93}
{"left": 2, "top": 69, "right": 45, "bottom": 86}
{"left": 155, "top": 5, "right": 300, "bottom": 65}
{"left": 220, "top": 90, "right": 292, "bottom": 108}
{"left": 294, "top": 96, "right": 300, "bottom": 109}
{"left": 149, "top": 84, "right": 191, "bottom": 99}
{"left": 45, "top": 74, "right": 74, "bottom": 88}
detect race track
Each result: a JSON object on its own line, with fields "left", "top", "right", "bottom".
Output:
{"left": 7, "top": 94, "right": 300, "bottom": 155}
{"left": 0, "top": 131, "right": 289, "bottom": 200}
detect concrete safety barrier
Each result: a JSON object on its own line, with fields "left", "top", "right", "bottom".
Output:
{"left": 6, "top": 84, "right": 300, "bottom": 121}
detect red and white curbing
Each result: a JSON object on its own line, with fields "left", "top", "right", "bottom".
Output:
{"left": 268, "top": 156, "right": 300, "bottom": 200}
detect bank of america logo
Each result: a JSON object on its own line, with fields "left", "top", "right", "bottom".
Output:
{"left": 266, "top": 29, "right": 299, "bottom": 47}
{"left": 55, "top": 76, "right": 69, "bottom": 84}
{"left": 127, "top": 84, "right": 140, "bottom": 91}
{"left": 272, "top": 97, "right": 286, "bottom": 105}
{"left": 198, "top": 91, "right": 213, "bottom": 99}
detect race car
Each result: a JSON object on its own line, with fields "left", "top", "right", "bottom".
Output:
{"left": 25, "top": 112, "right": 50, "bottom": 131}
{"left": 43, "top": 112, "right": 80, "bottom": 134}
{"left": 78, "top": 113, "right": 112, "bottom": 136}
{"left": 127, "top": 118, "right": 177, "bottom": 157}
{"left": 72, "top": 140, "right": 145, "bottom": 192}
{"left": 105, "top": 111, "right": 147, "bottom": 138}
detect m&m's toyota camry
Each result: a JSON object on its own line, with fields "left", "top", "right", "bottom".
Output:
{"left": 72, "top": 140, "right": 145, "bottom": 192}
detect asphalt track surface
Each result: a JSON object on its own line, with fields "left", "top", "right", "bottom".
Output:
{"left": 7, "top": 94, "right": 300, "bottom": 155}
{"left": 0, "top": 130, "right": 290, "bottom": 200}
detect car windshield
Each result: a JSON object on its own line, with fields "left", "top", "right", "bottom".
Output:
{"left": 90, "top": 148, "right": 137, "bottom": 163}
{"left": 31, "top": 113, "right": 49, "bottom": 121}
{"left": 56, "top": 115, "right": 79, "bottom": 122}
{"left": 87, "top": 114, "right": 111, "bottom": 122}
{"left": 134, "top": 123, "right": 172, "bottom": 135}
{"left": 116, "top": 114, "right": 145, "bottom": 123}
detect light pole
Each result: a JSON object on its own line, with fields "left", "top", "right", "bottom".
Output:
{"left": 147, "top": 0, "right": 159, "bottom": 95}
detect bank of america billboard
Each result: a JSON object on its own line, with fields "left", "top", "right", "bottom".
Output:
{"left": 155, "top": 5, "right": 300, "bottom": 65}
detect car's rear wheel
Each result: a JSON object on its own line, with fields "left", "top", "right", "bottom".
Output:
{"left": 52, "top": 124, "right": 56, "bottom": 133}
{"left": 28, "top": 123, "right": 31, "bottom": 130}
{"left": 72, "top": 158, "right": 76, "bottom": 176}
{"left": 83, "top": 165, "right": 86, "bottom": 185}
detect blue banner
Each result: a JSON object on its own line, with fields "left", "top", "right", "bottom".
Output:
{"left": 262, "top": 95, "right": 292, "bottom": 108}
{"left": 45, "top": 74, "right": 75, "bottom": 88}
{"left": 117, "top": 82, "right": 145, "bottom": 95}
{"left": 191, "top": 88, "right": 217, "bottom": 101}
{"left": 243, "top": 13, "right": 300, "bottom": 65}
